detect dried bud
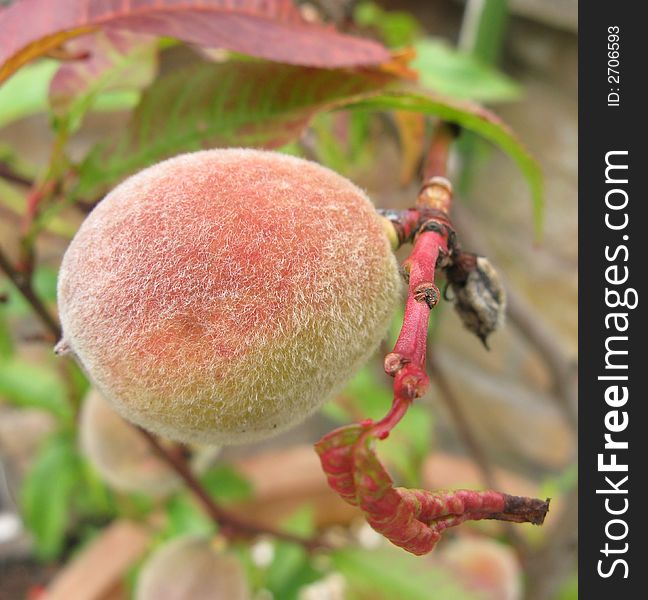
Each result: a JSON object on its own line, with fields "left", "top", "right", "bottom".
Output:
{"left": 446, "top": 254, "right": 506, "bottom": 348}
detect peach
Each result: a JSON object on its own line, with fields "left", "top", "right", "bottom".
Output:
{"left": 135, "top": 536, "right": 250, "bottom": 600}
{"left": 79, "top": 388, "right": 218, "bottom": 496}
{"left": 57, "top": 150, "right": 401, "bottom": 444}
{"left": 440, "top": 537, "right": 521, "bottom": 600}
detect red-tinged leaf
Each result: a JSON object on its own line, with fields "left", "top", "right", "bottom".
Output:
{"left": 316, "top": 425, "right": 549, "bottom": 556}
{"left": 344, "top": 88, "right": 544, "bottom": 236}
{"left": 0, "top": 0, "right": 390, "bottom": 85}
{"left": 314, "top": 424, "right": 367, "bottom": 505}
{"left": 75, "top": 60, "right": 397, "bottom": 195}
{"left": 49, "top": 30, "right": 158, "bottom": 132}
{"left": 72, "top": 60, "right": 542, "bottom": 227}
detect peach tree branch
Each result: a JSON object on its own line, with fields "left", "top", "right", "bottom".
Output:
{"left": 0, "top": 245, "right": 61, "bottom": 339}
{"left": 138, "top": 428, "right": 329, "bottom": 551}
{"left": 316, "top": 121, "right": 549, "bottom": 555}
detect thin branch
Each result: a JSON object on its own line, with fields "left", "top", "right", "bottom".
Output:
{"left": 0, "top": 160, "right": 33, "bottom": 187}
{"left": 138, "top": 429, "right": 328, "bottom": 552}
{"left": 316, "top": 122, "right": 549, "bottom": 556}
{"left": 506, "top": 291, "right": 578, "bottom": 429}
{"left": 525, "top": 485, "right": 577, "bottom": 600}
{"left": 423, "top": 122, "right": 457, "bottom": 180}
{"left": 0, "top": 245, "right": 61, "bottom": 339}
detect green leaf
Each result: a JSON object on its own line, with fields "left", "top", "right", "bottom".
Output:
{"left": 0, "top": 265, "right": 59, "bottom": 323}
{"left": 309, "top": 110, "right": 375, "bottom": 176}
{"left": 322, "top": 367, "right": 393, "bottom": 423}
{"left": 353, "top": 2, "right": 420, "bottom": 48}
{"left": 380, "top": 404, "right": 432, "bottom": 487}
{"left": 413, "top": 38, "right": 522, "bottom": 103}
{"left": 462, "top": 0, "right": 508, "bottom": 65}
{"left": 0, "top": 358, "right": 71, "bottom": 420}
{"left": 264, "top": 506, "right": 320, "bottom": 600}
{"left": 346, "top": 89, "right": 544, "bottom": 236}
{"left": 0, "top": 58, "right": 142, "bottom": 130}
{"left": 0, "top": 300, "right": 14, "bottom": 360}
{"left": 76, "top": 60, "right": 395, "bottom": 197}
{"left": 33, "top": 265, "right": 58, "bottom": 303}
{"left": 556, "top": 572, "right": 578, "bottom": 600}
{"left": 333, "top": 547, "right": 477, "bottom": 600}
{"left": 21, "top": 432, "right": 80, "bottom": 559}
{"left": 200, "top": 464, "right": 253, "bottom": 504}
{"left": 0, "top": 59, "right": 58, "bottom": 128}
{"left": 0, "top": 178, "right": 78, "bottom": 239}
{"left": 163, "top": 494, "right": 214, "bottom": 539}
{"left": 75, "top": 60, "right": 542, "bottom": 233}
{"left": 281, "top": 505, "right": 316, "bottom": 538}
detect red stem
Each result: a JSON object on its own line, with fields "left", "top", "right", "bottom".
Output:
{"left": 316, "top": 121, "right": 550, "bottom": 556}
{"left": 393, "top": 231, "right": 445, "bottom": 365}
{"left": 423, "top": 122, "right": 456, "bottom": 180}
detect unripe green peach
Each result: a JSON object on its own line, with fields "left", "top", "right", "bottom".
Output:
{"left": 57, "top": 149, "right": 400, "bottom": 445}
{"left": 79, "top": 388, "right": 218, "bottom": 496}
{"left": 135, "top": 536, "right": 250, "bottom": 600}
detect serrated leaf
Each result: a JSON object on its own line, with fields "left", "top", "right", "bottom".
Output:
{"left": 413, "top": 38, "right": 522, "bottom": 103}
{"left": 75, "top": 61, "right": 541, "bottom": 232}
{"left": 76, "top": 60, "right": 395, "bottom": 195}
{"left": 0, "top": 0, "right": 390, "bottom": 86}
{"left": 333, "top": 547, "right": 477, "bottom": 600}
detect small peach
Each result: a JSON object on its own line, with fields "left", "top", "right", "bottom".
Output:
{"left": 135, "top": 536, "right": 250, "bottom": 600}
{"left": 439, "top": 537, "right": 521, "bottom": 600}
{"left": 57, "top": 150, "right": 400, "bottom": 444}
{"left": 78, "top": 388, "right": 218, "bottom": 496}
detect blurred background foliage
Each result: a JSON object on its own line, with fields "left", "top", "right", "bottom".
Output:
{"left": 0, "top": 1, "right": 577, "bottom": 599}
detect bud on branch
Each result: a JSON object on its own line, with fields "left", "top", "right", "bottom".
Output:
{"left": 315, "top": 122, "right": 549, "bottom": 555}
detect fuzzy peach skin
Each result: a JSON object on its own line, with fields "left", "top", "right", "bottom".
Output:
{"left": 79, "top": 388, "right": 219, "bottom": 496}
{"left": 57, "top": 149, "right": 401, "bottom": 445}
